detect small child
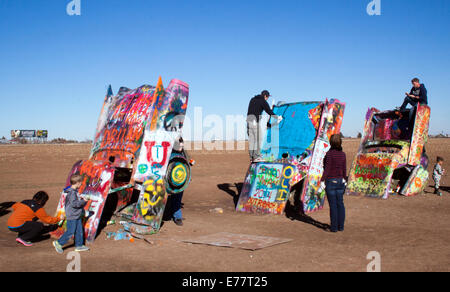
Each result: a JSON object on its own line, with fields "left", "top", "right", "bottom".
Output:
{"left": 52, "top": 174, "right": 90, "bottom": 253}
{"left": 433, "top": 157, "right": 445, "bottom": 196}
{"left": 7, "top": 191, "right": 59, "bottom": 246}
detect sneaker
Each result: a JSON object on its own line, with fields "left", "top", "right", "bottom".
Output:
{"left": 174, "top": 219, "right": 184, "bottom": 226}
{"left": 16, "top": 238, "right": 33, "bottom": 247}
{"left": 75, "top": 245, "right": 90, "bottom": 252}
{"left": 52, "top": 240, "right": 64, "bottom": 254}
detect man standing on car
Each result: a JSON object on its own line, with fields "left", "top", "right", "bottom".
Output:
{"left": 399, "top": 77, "right": 428, "bottom": 110}
{"left": 247, "top": 90, "right": 281, "bottom": 162}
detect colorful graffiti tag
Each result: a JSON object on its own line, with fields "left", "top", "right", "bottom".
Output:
{"left": 360, "top": 108, "right": 379, "bottom": 148}
{"left": 346, "top": 105, "right": 431, "bottom": 199}
{"left": 130, "top": 78, "right": 189, "bottom": 231}
{"left": 133, "top": 131, "right": 179, "bottom": 182}
{"left": 91, "top": 85, "right": 154, "bottom": 160}
{"left": 301, "top": 100, "right": 346, "bottom": 213}
{"left": 347, "top": 153, "right": 395, "bottom": 199}
{"left": 238, "top": 99, "right": 346, "bottom": 215}
{"left": 54, "top": 160, "right": 115, "bottom": 243}
{"left": 408, "top": 105, "right": 430, "bottom": 166}
{"left": 131, "top": 130, "right": 178, "bottom": 229}
{"left": 132, "top": 178, "right": 167, "bottom": 230}
{"left": 300, "top": 140, "right": 329, "bottom": 212}
{"left": 401, "top": 165, "right": 429, "bottom": 196}
{"left": 236, "top": 163, "right": 294, "bottom": 214}
{"left": 53, "top": 77, "right": 191, "bottom": 243}
{"left": 261, "top": 102, "right": 322, "bottom": 162}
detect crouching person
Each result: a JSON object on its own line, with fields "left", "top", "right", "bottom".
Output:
{"left": 7, "top": 191, "right": 59, "bottom": 247}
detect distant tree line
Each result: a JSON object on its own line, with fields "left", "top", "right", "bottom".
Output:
{"left": 7, "top": 138, "right": 93, "bottom": 144}
{"left": 429, "top": 133, "right": 449, "bottom": 138}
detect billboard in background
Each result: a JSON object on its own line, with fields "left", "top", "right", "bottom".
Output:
{"left": 10, "top": 130, "right": 47, "bottom": 139}
{"left": 10, "top": 130, "right": 20, "bottom": 138}
{"left": 20, "top": 130, "right": 36, "bottom": 138}
{"left": 36, "top": 130, "right": 48, "bottom": 138}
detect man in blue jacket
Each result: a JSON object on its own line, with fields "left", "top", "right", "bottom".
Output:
{"left": 399, "top": 78, "right": 428, "bottom": 110}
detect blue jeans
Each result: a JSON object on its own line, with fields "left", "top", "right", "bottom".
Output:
{"left": 168, "top": 192, "right": 183, "bottom": 220}
{"left": 57, "top": 219, "right": 84, "bottom": 247}
{"left": 325, "top": 179, "right": 346, "bottom": 232}
{"left": 400, "top": 96, "right": 418, "bottom": 110}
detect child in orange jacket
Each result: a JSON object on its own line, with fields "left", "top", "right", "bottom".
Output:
{"left": 7, "top": 191, "right": 59, "bottom": 246}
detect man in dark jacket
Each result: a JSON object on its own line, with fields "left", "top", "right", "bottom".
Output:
{"left": 399, "top": 78, "right": 428, "bottom": 110}
{"left": 247, "top": 90, "right": 281, "bottom": 162}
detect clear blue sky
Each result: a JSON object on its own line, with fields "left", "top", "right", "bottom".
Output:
{"left": 0, "top": 0, "right": 449, "bottom": 140}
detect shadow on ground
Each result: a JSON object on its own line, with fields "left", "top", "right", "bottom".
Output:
{"left": 439, "top": 186, "right": 450, "bottom": 193}
{"left": 424, "top": 185, "right": 449, "bottom": 195}
{"left": 217, "top": 183, "right": 243, "bottom": 208}
{"left": 216, "top": 184, "right": 330, "bottom": 231}
{"left": 0, "top": 202, "right": 16, "bottom": 217}
{"left": 284, "top": 202, "right": 330, "bottom": 231}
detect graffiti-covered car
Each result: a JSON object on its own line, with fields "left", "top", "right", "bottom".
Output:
{"left": 345, "top": 104, "right": 430, "bottom": 199}
{"left": 236, "top": 99, "right": 346, "bottom": 215}
{"left": 52, "top": 77, "right": 192, "bottom": 243}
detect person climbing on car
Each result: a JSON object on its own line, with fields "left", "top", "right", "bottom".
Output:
{"left": 399, "top": 78, "right": 428, "bottom": 111}
{"left": 246, "top": 90, "right": 282, "bottom": 162}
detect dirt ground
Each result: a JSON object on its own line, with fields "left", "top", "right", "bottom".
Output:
{"left": 0, "top": 139, "right": 449, "bottom": 272}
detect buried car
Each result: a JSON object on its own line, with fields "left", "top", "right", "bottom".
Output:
{"left": 236, "top": 99, "right": 346, "bottom": 215}
{"left": 52, "top": 77, "right": 192, "bottom": 243}
{"left": 345, "top": 104, "right": 430, "bottom": 199}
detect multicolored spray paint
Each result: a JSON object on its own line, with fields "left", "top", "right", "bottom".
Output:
{"left": 53, "top": 77, "right": 191, "bottom": 243}
{"left": 408, "top": 106, "right": 430, "bottom": 166}
{"left": 401, "top": 165, "right": 429, "bottom": 196}
{"left": 237, "top": 99, "right": 346, "bottom": 215}
{"left": 53, "top": 160, "right": 115, "bottom": 242}
{"left": 236, "top": 163, "right": 294, "bottom": 214}
{"left": 301, "top": 99, "right": 346, "bottom": 213}
{"left": 346, "top": 104, "right": 430, "bottom": 199}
